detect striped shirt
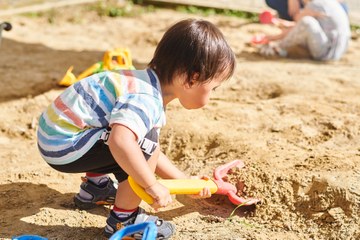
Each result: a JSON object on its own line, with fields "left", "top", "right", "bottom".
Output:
{"left": 37, "top": 69, "right": 166, "bottom": 165}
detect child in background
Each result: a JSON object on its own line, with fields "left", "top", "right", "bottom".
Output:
{"left": 264, "top": 0, "right": 348, "bottom": 22}
{"left": 260, "top": 0, "right": 350, "bottom": 61}
{"left": 37, "top": 19, "right": 235, "bottom": 239}
{"left": 265, "top": 0, "right": 305, "bottom": 21}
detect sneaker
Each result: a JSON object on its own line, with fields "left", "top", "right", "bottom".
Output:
{"left": 74, "top": 176, "right": 117, "bottom": 210}
{"left": 104, "top": 208, "right": 175, "bottom": 239}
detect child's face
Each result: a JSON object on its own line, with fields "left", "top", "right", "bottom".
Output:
{"left": 177, "top": 74, "right": 224, "bottom": 110}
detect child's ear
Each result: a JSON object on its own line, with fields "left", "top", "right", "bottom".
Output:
{"left": 192, "top": 72, "right": 200, "bottom": 81}
{"left": 184, "top": 72, "right": 200, "bottom": 89}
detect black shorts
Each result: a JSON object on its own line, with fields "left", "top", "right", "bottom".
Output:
{"left": 48, "top": 128, "right": 159, "bottom": 183}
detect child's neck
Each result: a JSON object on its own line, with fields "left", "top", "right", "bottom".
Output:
{"left": 160, "top": 83, "right": 177, "bottom": 107}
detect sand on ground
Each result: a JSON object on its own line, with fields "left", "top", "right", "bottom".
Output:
{"left": 0, "top": 3, "right": 359, "bottom": 240}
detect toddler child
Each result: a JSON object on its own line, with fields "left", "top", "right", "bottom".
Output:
{"left": 260, "top": 0, "right": 350, "bottom": 61}
{"left": 37, "top": 18, "right": 235, "bottom": 239}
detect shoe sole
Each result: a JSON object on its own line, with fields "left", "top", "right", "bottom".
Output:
{"left": 73, "top": 196, "right": 114, "bottom": 210}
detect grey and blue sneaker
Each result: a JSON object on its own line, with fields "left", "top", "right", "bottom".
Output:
{"left": 74, "top": 176, "right": 117, "bottom": 210}
{"left": 104, "top": 207, "right": 175, "bottom": 239}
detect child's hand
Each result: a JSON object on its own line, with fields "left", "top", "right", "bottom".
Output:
{"left": 277, "top": 20, "right": 295, "bottom": 29}
{"left": 188, "top": 176, "right": 212, "bottom": 199}
{"left": 145, "top": 181, "right": 173, "bottom": 210}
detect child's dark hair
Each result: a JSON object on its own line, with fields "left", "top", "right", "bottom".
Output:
{"left": 149, "top": 19, "right": 235, "bottom": 85}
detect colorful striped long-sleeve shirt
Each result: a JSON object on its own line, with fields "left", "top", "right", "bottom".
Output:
{"left": 37, "top": 68, "right": 166, "bottom": 165}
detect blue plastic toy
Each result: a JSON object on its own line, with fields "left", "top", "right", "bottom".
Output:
{"left": 12, "top": 235, "right": 47, "bottom": 240}
{"left": 11, "top": 222, "right": 156, "bottom": 240}
{"left": 109, "top": 222, "right": 157, "bottom": 240}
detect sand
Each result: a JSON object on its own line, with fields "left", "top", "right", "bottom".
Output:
{"left": 0, "top": 3, "right": 359, "bottom": 240}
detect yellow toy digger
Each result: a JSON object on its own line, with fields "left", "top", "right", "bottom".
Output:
{"left": 58, "top": 48, "right": 135, "bottom": 87}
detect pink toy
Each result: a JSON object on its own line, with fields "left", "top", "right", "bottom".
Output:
{"left": 259, "top": 10, "right": 278, "bottom": 25}
{"left": 251, "top": 34, "right": 269, "bottom": 45}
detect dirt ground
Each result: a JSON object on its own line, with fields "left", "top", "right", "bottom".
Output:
{"left": 1, "top": 3, "right": 360, "bottom": 240}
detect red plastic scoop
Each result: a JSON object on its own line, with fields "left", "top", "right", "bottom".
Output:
{"left": 212, "top": 160, "right": 260, "bottom": 205}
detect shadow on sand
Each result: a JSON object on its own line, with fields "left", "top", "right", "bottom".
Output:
{"left": 0, "top": 182, "right": 108, "bottom": 239}
{"left": 0, "top": 38, "right": 147, "bottom": 103}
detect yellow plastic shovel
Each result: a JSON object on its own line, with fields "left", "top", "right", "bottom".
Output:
{"left": 128, "top": 160, "right": 260, "bottom": 206}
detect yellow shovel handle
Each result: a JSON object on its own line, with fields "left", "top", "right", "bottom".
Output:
{"left": 128, "top": 176, "right": 218, "bottom": 205}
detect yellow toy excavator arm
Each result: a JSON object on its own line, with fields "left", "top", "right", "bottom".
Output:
{"left": 58, "top": 66, "right": 77, "bottom": 87}
{"left": 57, "top": 62, "right": 102, "bottom": 87}
{"left": 76, "top": 62, "right": 102, "bottom": 80}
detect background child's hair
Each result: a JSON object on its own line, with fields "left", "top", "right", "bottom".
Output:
{"left": 149, "top": 19, "right": 235, "bottom": 85}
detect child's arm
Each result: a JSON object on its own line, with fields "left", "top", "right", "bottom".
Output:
{"left": 296, "top": 9, "right": 324, "bottom": 19}
{"left": 108, "top": 124, "right": 157, "bottom": 187}
{"left": 155, "top": 151, "right": 187, "bottom": 179}
{"left": 156, "top": 150, "right": 211, "bottom": 198}
{"left": 288, "top": 0, "right": 302, "bottom": 20}
{"left": 293, "top": 5, "right": 326, "bottom": 22}
{"left": 108, "top": 124, "right": 172, "bottom": 208}
{"left": 266, "top": 27, "right": 293, "bottom": 42}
